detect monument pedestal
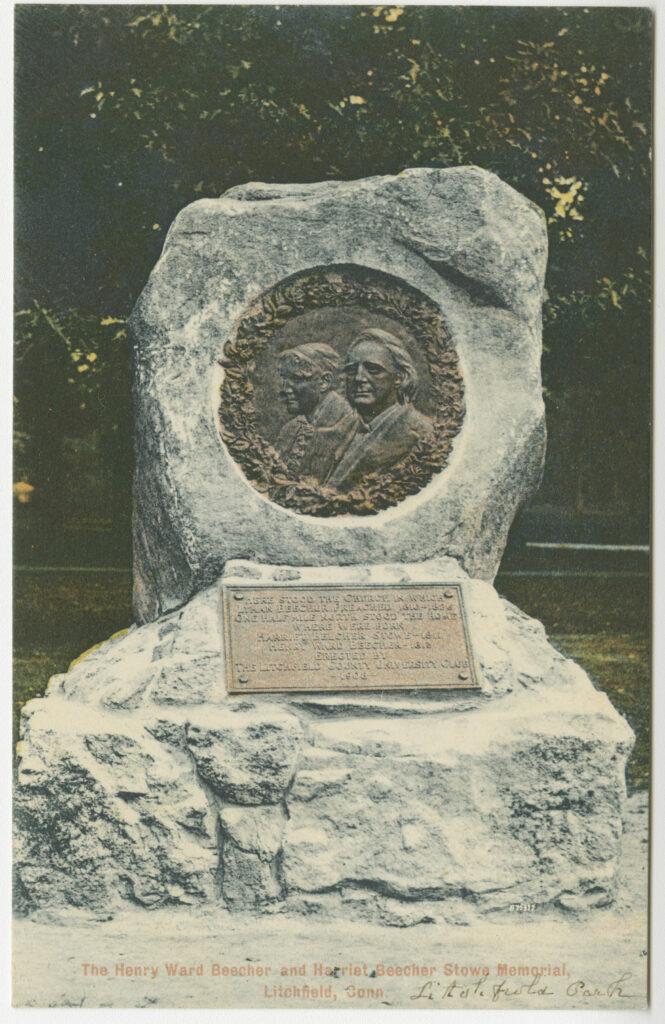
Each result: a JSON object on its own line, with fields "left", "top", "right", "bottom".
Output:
{"left": 14, "top": 168, "right": 636, "bottom": 933}
{"left": 15, "top": 560, "right": 633, "bottom": 924}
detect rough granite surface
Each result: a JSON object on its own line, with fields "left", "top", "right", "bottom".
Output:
{"left": 130, "top": 167, "right": 548, "bottom": 623}
{"left": 12, "top": 789, "right": 650, "bottom": 1010}
{"left": 14, "top": 171, "right": 637, "bottom": 941}
{"left": 14, "top": 559, "right": 634, "bottom": 924}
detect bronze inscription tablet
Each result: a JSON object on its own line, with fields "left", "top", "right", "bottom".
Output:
{"left": 222, "top": 583, "right": 480, "bottom": 693}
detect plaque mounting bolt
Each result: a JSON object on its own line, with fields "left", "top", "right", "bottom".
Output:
{"left": 238, "top": 675, "right": 249, "bottom": 684}
{"left": 458, "top": 670, "right": 470, "bottom": 681}
{"left": 444, "top": 589, "right": 454, "bottom": 598}
{"left": 234, "top": 592, "right": 244, "bottom": 601}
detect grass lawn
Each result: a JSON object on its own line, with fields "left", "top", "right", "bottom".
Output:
{"left": 13, "top": 570, "right": 133, "bottom": 755}
{"left": 13, "top": 569, "right": 650, "bottom": 791}
{"left": 547, "top": 633, "right": 649, "bottom": 791}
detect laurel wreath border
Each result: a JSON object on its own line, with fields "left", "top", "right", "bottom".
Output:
{"left": 218, "top": 266, "right": 465, "bottom": 517}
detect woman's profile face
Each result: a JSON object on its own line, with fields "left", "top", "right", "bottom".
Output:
{"left": 278, "top": 362, "right": 325, "bottom": 417}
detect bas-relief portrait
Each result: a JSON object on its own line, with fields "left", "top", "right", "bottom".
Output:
{"left": 219, "top": 266, "right": 465, "bottom": 516}
{"left": 273, "top": 330, "right": 434, "bottom": 492}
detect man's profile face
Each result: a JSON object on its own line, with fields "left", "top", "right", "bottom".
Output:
{"left": 344, "top": 340, "right": 401, "bottom": 419}
{"left": 279, "top": 358, "right": 326, "bottom": 417}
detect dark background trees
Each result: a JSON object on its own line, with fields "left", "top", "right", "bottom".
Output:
{"left": 14, "top": 4, "right": 652, "bottom": 566}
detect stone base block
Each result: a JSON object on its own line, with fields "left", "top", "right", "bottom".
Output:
{"left": 14, "top": 559, "right": 634, "bottom": 924}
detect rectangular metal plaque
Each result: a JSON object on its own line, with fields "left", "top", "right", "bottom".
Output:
{"left": 222, "top": 582, "right": 480, "bottom": 693}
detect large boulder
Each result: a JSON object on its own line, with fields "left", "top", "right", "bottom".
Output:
{"left": 14, "top": 560, "right": 633, "bottom": 923}
{"left": 130, "top": 168, "right": 547, "bottom": 623}
{"left": 14, "top": 171, "right": 636, "bottom": 939}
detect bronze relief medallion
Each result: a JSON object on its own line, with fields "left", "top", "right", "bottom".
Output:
{"left": 218, "top": 265, "right": 464, "bottom": 516}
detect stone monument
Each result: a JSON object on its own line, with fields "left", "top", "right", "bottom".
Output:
{"left": 15, "top": 168, "right": 633, "bottom": 923}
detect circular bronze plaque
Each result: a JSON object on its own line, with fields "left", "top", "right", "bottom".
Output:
{"left": 218, "top": 265, "right": 464, "bottom": 516}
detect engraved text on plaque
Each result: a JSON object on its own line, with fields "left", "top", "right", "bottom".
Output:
{"left": 222, "top": 583, "right": 479, "bottom": 693}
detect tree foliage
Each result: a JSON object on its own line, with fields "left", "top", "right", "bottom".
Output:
{"left": 14, "top": 4, "right": 652, "bottom": 547}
